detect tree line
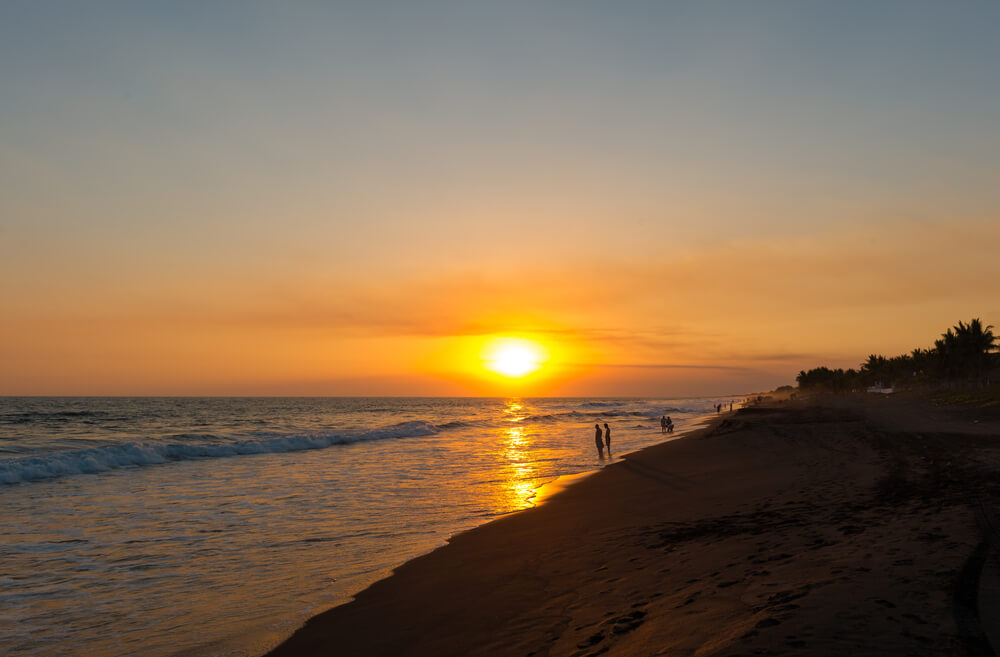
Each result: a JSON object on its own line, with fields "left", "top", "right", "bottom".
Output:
{"left": 796, "top": 319, "right": 997, "bottom": 392}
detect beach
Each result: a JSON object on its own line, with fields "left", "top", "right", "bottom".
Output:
{"left": 267, "top": 394, "right": 1000, "bottom": 656}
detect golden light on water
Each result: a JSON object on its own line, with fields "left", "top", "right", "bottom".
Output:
{"left": 482, "top": 337, "right": 548, "bottom": 378}
{"left": 500, "top": 421, "right": 538, "bottom": 509}
{"left": 486, "top": 399, "right": 543, "bottom": 512}
{"left": 503, "top": 401, "right": 526, "bottom": 421}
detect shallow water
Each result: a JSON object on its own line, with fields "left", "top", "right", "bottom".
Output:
{"left": 0, "top": 396, "right": 724, "bottom": 657}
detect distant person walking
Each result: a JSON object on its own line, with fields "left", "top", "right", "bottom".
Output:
{"left": 603, "top": 423, "right": 611, "bottom": 454}
{"left": 660, "top": 415, "right": 667, "bottom": 433}
{"left": 594, "top": 424, "right": 604, "bottom": 457}
{"left": 729, "top": 401, "right": 733, "bottom": 412}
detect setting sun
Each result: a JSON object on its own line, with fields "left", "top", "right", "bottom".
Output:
{"left": 482, "top": 338, "right": 548, "bottom": 378}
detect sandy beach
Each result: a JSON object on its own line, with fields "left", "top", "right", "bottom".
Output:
{"left": 267, "top": 394, "right": 1000, "bottom": 657}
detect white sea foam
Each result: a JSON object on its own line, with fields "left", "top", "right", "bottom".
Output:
{"left": 0, "top": 420, "right": 439, "bottom": 485}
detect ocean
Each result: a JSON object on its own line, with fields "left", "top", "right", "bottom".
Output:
{"left": 0, "top": 396, "right": 727, "bottom": 657}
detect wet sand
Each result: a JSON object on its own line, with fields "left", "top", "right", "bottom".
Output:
{"left": 266, "top": 394, "right": 1000, "bottom": 656}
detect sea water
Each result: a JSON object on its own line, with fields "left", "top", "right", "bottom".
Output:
{"left": 0, "top": 396, "right": 725, "bottom": 657}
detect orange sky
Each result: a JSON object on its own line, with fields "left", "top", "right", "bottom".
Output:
{"left": 4, "top": 218, "right": 998, "bottom": 396}
{"left": 2, "top": 4, "right": 999, "bottom": 396}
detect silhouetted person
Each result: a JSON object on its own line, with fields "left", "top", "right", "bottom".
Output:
{"left": 594, "top": 424, "right": 604, "bottom": 457}
{"left": 660, "top": 415, "right": 667, "bottom": 433}
{"left": 729, "top": 401, "right": 733, "bottom": 412}
{"left": 603, "top": 423, "right": 611, "bottom": 453}
{"left": 666, "top": 416, "right": 674, "bottom": 433}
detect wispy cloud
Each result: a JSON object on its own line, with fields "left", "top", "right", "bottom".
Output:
{"left": 566, "top": 362, "right": 755, "bottom": 372}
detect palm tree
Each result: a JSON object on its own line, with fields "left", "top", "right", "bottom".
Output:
{"left": 860, "top": 354, "right": 890, "bottom": 389}
{"left": 909, "top": 348, "right": 933, "bottom": 382}
{"left": 935, "top": 318, "right": 996, "bottom": 386}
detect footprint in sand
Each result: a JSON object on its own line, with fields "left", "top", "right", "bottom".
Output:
{"left": 676, "top": 593, "right": 700, "bottom": 608}
{"left": 576, "top": 631, "right": 605, "bottom": 649}
{"left": 609, "top": 610, "right": 647, "bottom": 635}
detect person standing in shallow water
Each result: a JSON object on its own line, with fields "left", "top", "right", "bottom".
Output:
{"left": 594, "top": 424, "right": 604, "bottom": 457}
{"left": 660, "top": 415, "right": 667, "bottom": 433}
{"left": 603, "top": 423, "right": 611, "bottom": 454}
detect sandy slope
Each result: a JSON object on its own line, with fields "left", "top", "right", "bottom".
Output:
{"left": 266, "top": 396, "right": 1000, "bottom": 657}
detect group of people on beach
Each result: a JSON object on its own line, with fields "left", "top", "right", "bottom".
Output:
{"left": 593, "top": 403, "right": 727, "bottom": 461}
{"left": 593, "top": 403, "right": 743, "bottom": 458}
{"left": 594, "top": 416, "right": 675, "bottom": 458}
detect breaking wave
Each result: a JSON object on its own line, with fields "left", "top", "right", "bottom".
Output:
{"left": 0, "top": 420, "right": 439, "bottom": 485}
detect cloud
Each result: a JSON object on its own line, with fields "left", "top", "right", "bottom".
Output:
{"left": 567, "top": 362, "right": 755, "bottom": 372}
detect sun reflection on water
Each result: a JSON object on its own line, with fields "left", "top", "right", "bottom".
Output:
{"left": 503, "top": 400, "right": 527, "bottom": 422}
{"left": 497, "top": 400, "right": 539, "bottom": 510}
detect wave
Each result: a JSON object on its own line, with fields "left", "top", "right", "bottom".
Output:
{"left": 0, "top": 421, "right": 439, "bottom": 485}
{"left": 436, "top": 420, "right": 474, "bottom": 429}
{"left": 523, "top": 407, "right": 694, "bottom": 422}
{"left": 524, "top": 410, "right": 640, "bottom": 421}
{"left": 1, "top": 410, "right": 112, "bottom": 424}
{"left": 593, "top": 410, "right": 645, "bottom": 417}
{"left": 643, "top": 407, "right": 698, "bottom": 417}
{"left": 522, "top": 413, "right": 560, "bottom": 422}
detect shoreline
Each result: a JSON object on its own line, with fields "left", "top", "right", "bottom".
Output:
{"left": 261, "top": 412, "right": 734, "bottom": 657}
{"left": 528, "top": 415, "right": 716, "bottom": 507}
{"left": 265, "top": 413, "right": 722, "bottom": 654}
{"left": 265, "top": 395, "right": 1000, "bottom": 656}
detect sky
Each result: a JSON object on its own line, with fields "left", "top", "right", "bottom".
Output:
{"left": 2, "top": 1, "right": 999, "bottom": 396}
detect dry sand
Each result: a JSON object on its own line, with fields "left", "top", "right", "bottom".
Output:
{"left": 266, "top": 394, "right": 1000, "bottom": 656}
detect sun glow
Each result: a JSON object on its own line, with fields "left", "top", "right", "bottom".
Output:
{"left": 482, "top": 338, "right": 548, "bottom": 378}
